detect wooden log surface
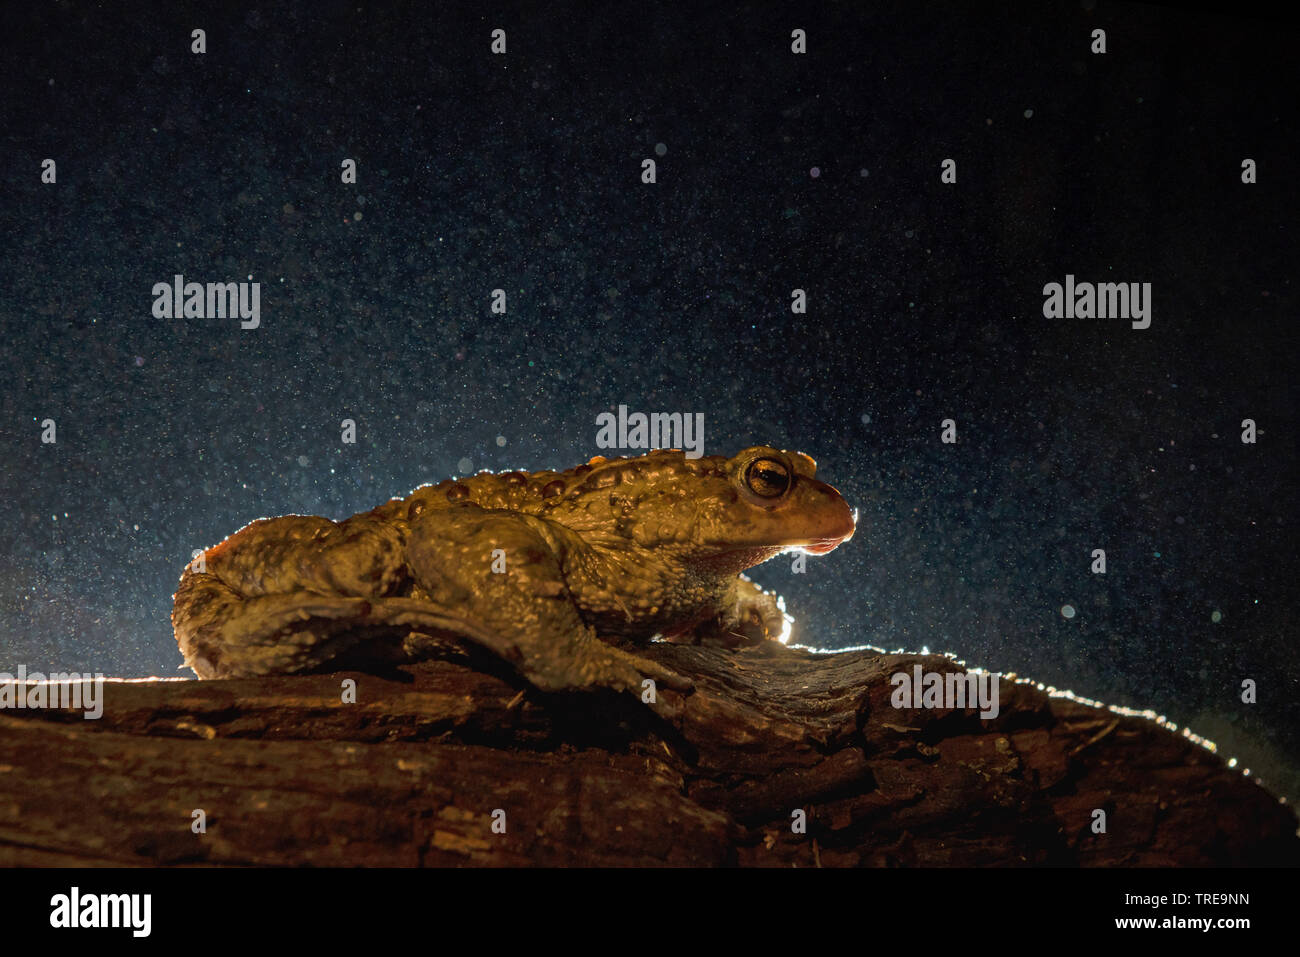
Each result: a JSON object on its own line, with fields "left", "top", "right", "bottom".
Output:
{"left": 0, "top": 642, "right": 1294, "bottom": 866}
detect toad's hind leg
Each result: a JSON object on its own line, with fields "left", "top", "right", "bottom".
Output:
{"left": 404, "top": 506, "right": 692, "bottom": 696}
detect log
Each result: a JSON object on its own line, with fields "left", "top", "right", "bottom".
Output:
{"left": 0, "top": 642, "right": 1294, "bottom": 866}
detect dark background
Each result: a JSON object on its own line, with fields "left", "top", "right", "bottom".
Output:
{"left": 1, "top": 1, "right": 1296, "bottom": 796}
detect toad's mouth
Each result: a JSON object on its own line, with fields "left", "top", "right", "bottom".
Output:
{"left": 798, "top": 537, "right": 847, "bottom": 555}
{"left": 796, "top": 506, "right": 857, "bottom": 555}
{"left": 704, "top": 532, "right": 853, "bottom": 568}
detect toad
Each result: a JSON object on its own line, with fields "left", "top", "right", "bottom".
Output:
{"left": 172, "top": 446, "right": 855, "bottom": 698}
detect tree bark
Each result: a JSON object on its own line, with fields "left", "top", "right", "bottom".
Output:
{"left": 0, "top": 642, "right": 1294, "bottom": 866}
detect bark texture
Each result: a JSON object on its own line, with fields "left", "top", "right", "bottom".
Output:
{"left": 0, "top": 642, "right": 1294, "bottom": 866}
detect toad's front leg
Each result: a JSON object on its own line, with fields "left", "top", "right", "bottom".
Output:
{"left": 675, "top": 575, "right": 790, "bottom": 648}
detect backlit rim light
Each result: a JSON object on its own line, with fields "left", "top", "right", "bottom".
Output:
{"left": 786, "top": 644, "right": 1274, "bottom": 798}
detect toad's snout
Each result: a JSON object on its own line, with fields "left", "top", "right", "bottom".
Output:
{"left": 798, "top": 480, "right": 856, "bottom": 554}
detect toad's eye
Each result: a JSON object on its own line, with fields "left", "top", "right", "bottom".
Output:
{"left": 744, "top": 458, "right": 792, "bottom": 498}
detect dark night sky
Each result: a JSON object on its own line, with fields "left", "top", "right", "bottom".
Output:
{"left": 1, "top": 2, "right": 1297, "bottom": 795}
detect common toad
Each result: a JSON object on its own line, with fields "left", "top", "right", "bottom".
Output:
{"left": 172, "top": 446, "right": 855, "bottom": 697}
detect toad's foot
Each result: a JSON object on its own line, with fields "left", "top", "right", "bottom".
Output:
{"left": 681, "top": 575, "right": 789, "bottom": 648}
{"left": 520, "top": 624, "right": 694, "bottom": 696}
